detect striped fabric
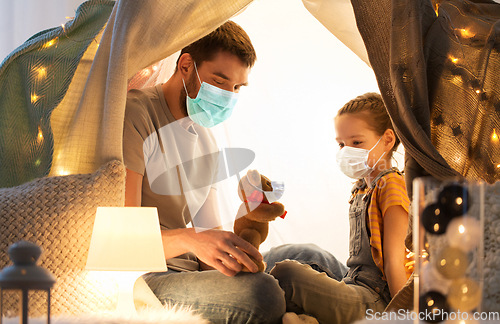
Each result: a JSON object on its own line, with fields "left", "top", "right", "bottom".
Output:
{"left": 358, "top": 171, "right": 412, "bottom": 279}
{"left": 0, "top": 0, "right": 114, "bottom": 188}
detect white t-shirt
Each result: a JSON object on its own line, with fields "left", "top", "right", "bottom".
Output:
{"left": 123, "top": 84, "right": 219, "bottom": 271}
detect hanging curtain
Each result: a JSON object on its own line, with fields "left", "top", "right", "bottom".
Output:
{"left": 350, "top": 0, "right": 500, "bottom": 190}
{"left": 0, "top": 0, "right": 114, "bottom": 188}
{"left": 0, "top": 0, "right": 255, "bottom": 189}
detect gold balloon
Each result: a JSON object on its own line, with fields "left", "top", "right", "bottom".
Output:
{"left": 433, "top": 246, "right": 468, "bottom": 279}
{"left": 448, "top": 277, "right": 481, "bottom": 312}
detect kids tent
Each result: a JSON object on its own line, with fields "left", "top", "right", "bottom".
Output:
{"left": 1, "top": 0, "right": 500, "bottom": 315}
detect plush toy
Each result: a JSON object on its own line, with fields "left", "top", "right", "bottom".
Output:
{"left": 234, "top": 169, "right": 286, "bottom": 272}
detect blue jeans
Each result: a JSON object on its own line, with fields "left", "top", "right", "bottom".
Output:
{"left": 264, "top": 244, "right": 386, "bottom": 324}
{"left": 263, "top": 243, "right": 348, "bottom": 281}
{"left": 143, "top": 269, "right": 285, "bottom": 324}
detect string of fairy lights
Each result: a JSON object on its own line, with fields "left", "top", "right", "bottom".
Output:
{"left": 27, "top": 13, "right": 111, "bottom": 177}
{"left": 25, "top": 5, "right": 162, "bottom": 179}
{"left": 431, "top": 0, "right": 500, "bottom": 174}
{"left": 31, "top": 20, "right": 69, "bottom": 164}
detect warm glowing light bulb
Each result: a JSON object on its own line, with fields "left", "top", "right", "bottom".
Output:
{"left": 459, "top": 28, "right": 474, "bottom": 38}
{"left": 37, "top": 126, "right": 44, "bottom": 143}
{"left": 44, "top": 39, "right": 57, "bottom": 48}
{"left": 450, "top": 56, "right": 459, "bottom": 64}
{"left": 492, "top": 129, "right": 499, "bottom": 142}
{"left": 497, "top": 164, "right": 500, "bottom": 168}
{"left": 58, "top": 169, "right": 70, "bottom": 176}
{"left": 37, "top": 67, "right": 47, "bottom": 79}
{"left": 31, "top": 93, "right": 39, "bottom": 103}
{"left": 422, "top": 249, "right": 429, "bottom": 259}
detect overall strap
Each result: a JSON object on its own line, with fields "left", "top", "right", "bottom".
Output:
{"left": 348, "top": 168, "right": 401, "bottom": 204}
{"left": 362, "top": 167, "right": 401, "bottom": 202}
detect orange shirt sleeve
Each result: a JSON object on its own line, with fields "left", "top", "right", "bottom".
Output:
{"left": 376, "top": 174, "right": 410, "bottom": 216}
{"left": 368, "top": 172, "right": 411, "bottom": 279}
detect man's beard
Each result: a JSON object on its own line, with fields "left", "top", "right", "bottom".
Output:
{"left": 179, "top": 70, "right": 199, "bottom": 117}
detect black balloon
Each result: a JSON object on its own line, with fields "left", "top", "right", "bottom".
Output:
{"left": 419, "top": 291, "right": 450, "bottom": 323}
{"left": 421, "top": 203, "right": 449, "bottom": 235}
{"left": 438, "top": 183, "right": 471, "bottom": 218}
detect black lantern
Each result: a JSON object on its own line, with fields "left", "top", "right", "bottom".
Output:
{"left": 0, "top": 241, "right": 56, "bottom": 324}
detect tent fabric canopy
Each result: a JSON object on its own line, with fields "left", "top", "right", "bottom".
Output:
{"left": 350, "top": 0, "right": 500, "bottom": 251}
{"left": 351, "top": 0, "right": 500, "bottom": 190}
{"left": 0, "top": 0, "right": 114, "bottom": 188}
{"left": 0, "top": 0, "right": 254, "bottom": 189}
{"left": 4, "top": 0, "right": 498, "bottom": 193}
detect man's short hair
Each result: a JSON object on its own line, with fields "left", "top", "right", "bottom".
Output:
{"left": 177, "top": 20, "right": 256, "bottom": 69}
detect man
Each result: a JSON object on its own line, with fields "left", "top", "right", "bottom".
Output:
{"left": 123, "top": 21, "right": 285, "bottom": 323}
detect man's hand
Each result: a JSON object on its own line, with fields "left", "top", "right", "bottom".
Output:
{"left": 186, "top": 229, "right": 262, "bottom": 276}
{"left": 126, "top": 170, "right": 259, "bottom": 277}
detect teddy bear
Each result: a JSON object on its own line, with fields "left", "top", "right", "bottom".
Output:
{"left": 234, "top": 169, "right": 286, "bottom": 272}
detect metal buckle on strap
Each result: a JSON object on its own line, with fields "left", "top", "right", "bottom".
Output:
{"left": 362, "top": 187, "right": 373, "bottom": 201}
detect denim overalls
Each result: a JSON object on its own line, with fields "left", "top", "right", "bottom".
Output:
{"left": 342, "top": 168, "right": 401, "bottom": 305}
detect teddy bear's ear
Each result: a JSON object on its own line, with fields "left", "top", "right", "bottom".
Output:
{"left": 247, "top": 169, "right": 262, "bottom": 188}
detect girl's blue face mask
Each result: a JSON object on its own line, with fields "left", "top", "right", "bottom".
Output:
{"left": 182, "top": 62, "right": 239, "bottom": 128}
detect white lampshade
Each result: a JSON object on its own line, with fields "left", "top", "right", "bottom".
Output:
{"left": 86, "top": 207, "right": 167, "bottom": 272}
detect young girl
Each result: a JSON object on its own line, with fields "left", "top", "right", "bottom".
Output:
{"left": 269, "top": 93, "right": 411, "bottom": 323}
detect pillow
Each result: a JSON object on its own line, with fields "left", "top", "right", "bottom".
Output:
{"left": 0, "top": 160, "right": 125, "bottom": 316}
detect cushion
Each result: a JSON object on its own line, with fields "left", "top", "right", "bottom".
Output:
{"left": 0, "top": 160, "right": 125, "bottom": 316}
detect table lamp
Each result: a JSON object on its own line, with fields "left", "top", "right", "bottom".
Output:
{"left": 85, "top": 207, "right": 167, "bottom": 315}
